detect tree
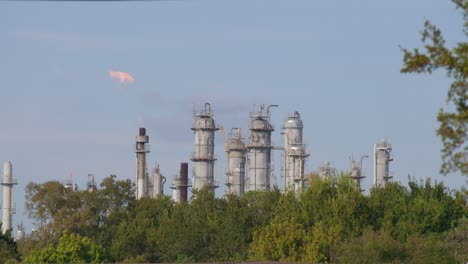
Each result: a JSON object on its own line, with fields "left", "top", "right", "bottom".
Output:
{"left": 0, "top": 225, "right": 20, "bottom": 263}
{"left": 23, "top": 232, "right": 104, "bottom": 263}
{"left": 401, "top": 0, "right": 468, "bottom": 175}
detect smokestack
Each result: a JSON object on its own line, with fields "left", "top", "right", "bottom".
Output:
{"left": 135, "top": 128, "right": 150, "bottom": 199}
{"left": 179, "top": 163, "right": 188, "bottom": 202}
{"left": 170, "top": 162, "right": 190, "bottom": 203}
{"left": 2, "top": 161, "right": 17, "bottom": 234}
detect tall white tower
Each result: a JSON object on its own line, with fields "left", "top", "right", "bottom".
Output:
{"left": 247, "top": 104, "right": 277, "bottom": 191}
{"left": 2, "top": 161, "right": 17, "bottom": 234}
{"left": 283, "top": 111, "right": 309, "bottom": 193}
{"left": 151, "top": 163, "right": 165, "bottom": 197}
{"left": 374, "top": 140, "right": 393, "bottom": 187}
{"left": 135, "top": 127, "right": 150, "bottom": 199}
{"left": 225, "top": 128, "right": 247, "bottom": 197}
{"left": 191, "top": 103, "right": 219, "bottom": 191}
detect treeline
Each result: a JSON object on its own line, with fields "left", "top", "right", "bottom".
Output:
{"left": 2, "top": 175, "right": 467, "bottom": 263}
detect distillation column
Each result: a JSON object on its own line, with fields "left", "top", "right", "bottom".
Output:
{"left": 191, "top": 103, "right": 219, "bottom": 190}
{"left": 135, "top": 127, "right": 150, "bottom": 199}
{"left": 374, "top": 140, "right": 393, "bottom": 187}
{"left": 247, "top": 104, "right": 277, "bottom": 191}
{"left": 225, "top": 128, "right": 247, "bottom": 197}
{"left": 151, "top": 163, "right": 166, "bottom": 197}
{"left": 283, "top": 111, "right": 309, "bottom": 193}
{"left": 350, "top": 155, "right": 367, "bottom": 192}
{"left": 2, "top": 161, "right": 17, "bottom": 234}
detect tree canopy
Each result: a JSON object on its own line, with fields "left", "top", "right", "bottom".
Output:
{"left": 17, "top": 175, "right": 468, "bottom": 263}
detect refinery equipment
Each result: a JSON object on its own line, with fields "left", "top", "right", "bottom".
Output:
{"left": 16, "top": 223, "right": 24, "bottom": 241}
{"left": 224, "top": 128, "right": 247, "bottom": 197}
{"left": 191, "top": 103, "right": 219, "bottom": 190}
{"left": 171, "top": 163, "right": 190, "bottom": 203}
{"left": 247, "top": 104, "right": 278, "bottom": 191}
{"left": 349, "top": 155, "right": 368, "bottom": 192}
{"left": 135, "top": 127, "right": 150, "bottom": 199}
{"left": 374, "top": 140, "right": 393, "bottom": 187}
{"left": 2, "top": 161, "right": 17, "bottom": 234}
{"left": 318, "top": 161, "right": 336, "bottom": 179}
{"left": 283, "top": 111, "right": 310, "bottom": 193}
{"left": 87, "top": 174, "right": 97, "bottom": 192}
{"left": 151, "top": 163, "right": 166, "bottom": 197}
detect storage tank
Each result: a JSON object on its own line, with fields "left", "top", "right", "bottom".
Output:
{"left": 191, "top": 103, "right": 219, "bottom": 190}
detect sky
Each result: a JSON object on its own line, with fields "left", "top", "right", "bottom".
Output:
{"left": 1, "top": 0, "right": 466, "bottom": 234}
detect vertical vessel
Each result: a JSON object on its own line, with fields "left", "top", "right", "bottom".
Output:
{"left": 151, "top": 163, "right": 165, "bottom": 197}
{"left": 373, "top": 139, "right": 393, "bottom": 187}
{"left": 350, "top": 155, "right": 368, "bottom": 192}
{"left": 225, "top": 128, "right": 247, "bottom": 197}
{"left": 2, "top": 161, "right": 17, "bottom": 234}
{"left": 135, "top": 127, "right": 150, "bottom": 199}
{"left": 191, "top": 103, "right": 219, "bottom": 191}
{"left": 247, "top": 104, "right": 277, "bottom": 191}
{"left": 283, "top": 111, "right": 309, "bottom": 193}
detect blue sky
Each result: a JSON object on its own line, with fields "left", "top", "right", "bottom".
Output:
{"left": 1, "top": 0, "right": 466, "bottom": 233}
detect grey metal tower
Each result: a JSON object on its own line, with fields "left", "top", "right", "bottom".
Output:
{"left": 135, "top": 127, "right": 150, "bottom": 199}
{"left": 151, "top": 163, "right": 165, "bottom": 197}
{"left": 283, "top": 111, "right": 309, "bottom": 193}
{"left": 350, "top": 155, "right": 368, "bottom": 192}
{"left": 225, "top": 128, "right": 247, "bottom": 197}
{"left": 191, "top": 103, "right": 219, "bottom": 191}
{"left": 318, "top": 161, "right": 336, "bottom": 179}
{"left": 2, "top": 161, "right": 17, "bottom": 234}
{"left": 247, "top": 104, "right": 277, "bottom": 191}
{"left": 374, "top": 140, "right": 393, "bottom": 187}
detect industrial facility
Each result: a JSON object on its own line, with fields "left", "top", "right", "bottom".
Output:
{"left": 129, "top": 103, "right": 394, "bottom": 201}
{"left": 0, "top": 101, "right": 399, "bottom": 239}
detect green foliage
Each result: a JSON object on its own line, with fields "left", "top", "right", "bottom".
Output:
{"left": 23, "top": 232, "right": 104, "bottom": 263}
{"left": 20, "top": 175, "right": 467, "bottom": 263}
{"left": 0, "top": 225, "right": 20, "bottom": 263}
{"left": 401, "top": 0, "right": 468, "bottom": 175}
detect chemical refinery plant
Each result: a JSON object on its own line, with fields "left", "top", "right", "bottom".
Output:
{"left": 0, "top": 102, "right": 396, "bottom": 235}
{"left": 130, "top": 102, "right": 395, "bottom": 201}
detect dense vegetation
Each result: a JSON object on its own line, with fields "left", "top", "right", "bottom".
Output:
{"left": 0, "top": 174, "right": 465, "bottom": 263}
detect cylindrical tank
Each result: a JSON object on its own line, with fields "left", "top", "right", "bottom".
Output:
{"left": 247, "top": 106, "right": 275, "bottom": 191}
{"left": 374, "top": 140, "right": 393, "bottom": 187}
{"left": 2, "top": 161, "right": 14, "bottom": 234}
{"left": 283, "top": 111, "right": 309, "bottom": 193}
{"left": 226, "top": 129, "right": 247, "bottom": 196}
{"left": 135, "top": 128, "right": 150, "bottom": 199}
{"left": 191, "top": 103, "right": 219, "bottom": 191}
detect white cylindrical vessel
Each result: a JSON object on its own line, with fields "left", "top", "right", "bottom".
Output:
{"left": 2, "top": 162, "right": 14, "bottom": 234}
{"left": 191, "top": 103, "right": 219, "bottom": 191}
